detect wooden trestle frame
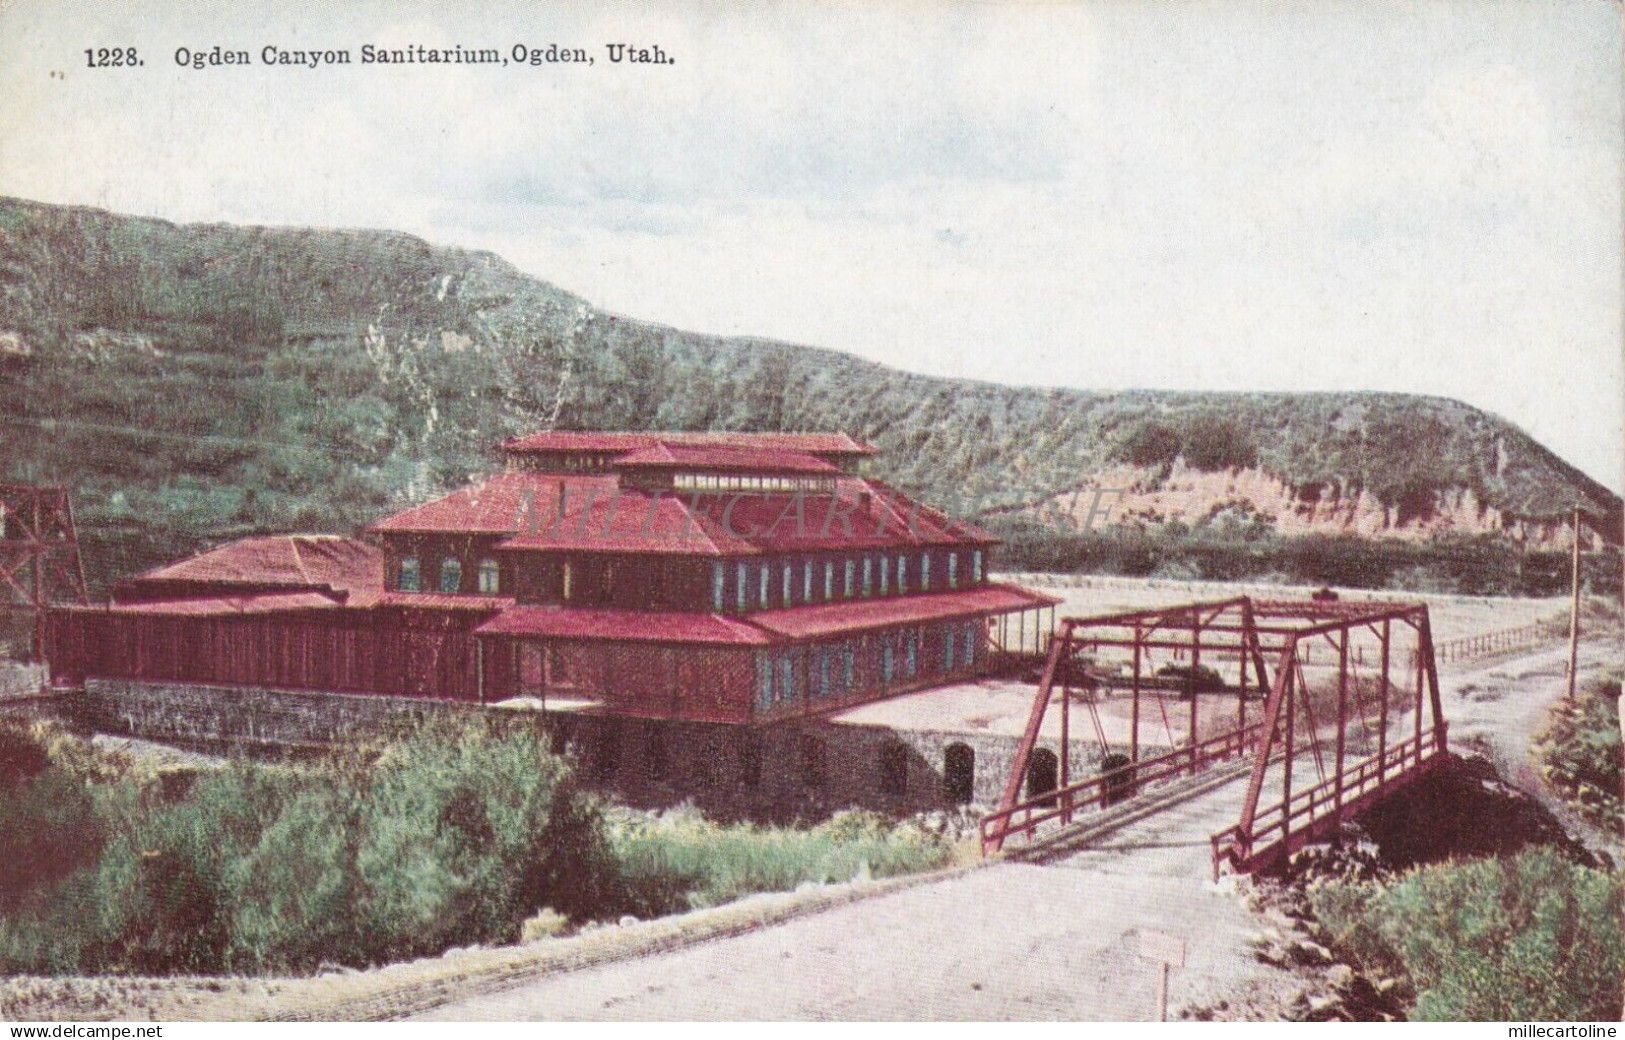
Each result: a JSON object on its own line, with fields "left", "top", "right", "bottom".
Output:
{"left": 979, "top": 596, "right": 1448, "bottom": 875}
{"left": 0, "top": 485, "right": 90, "bottom": 661}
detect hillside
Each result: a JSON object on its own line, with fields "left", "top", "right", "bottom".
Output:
{"left": 0, "top": 196, "right": 1618, "bottom": 594}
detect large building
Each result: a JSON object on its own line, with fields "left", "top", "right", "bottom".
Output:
{"left": 50, "top": 432, "right": 1058, "bottom": 731}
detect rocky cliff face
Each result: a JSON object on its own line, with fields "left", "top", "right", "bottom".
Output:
{"left": 1023, "top": 462, "right": 1610, "bottom": 549}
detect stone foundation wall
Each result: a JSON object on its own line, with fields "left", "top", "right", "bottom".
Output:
{"left": 81, "top": 679, "right": 1121, "bottom": 817}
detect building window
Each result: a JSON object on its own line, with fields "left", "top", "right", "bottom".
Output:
{"left": 824, "top": 561, "right": 834, "bottom": 600}
{"left": 964, "top": 624, "right": 977, "bottom": 666}
{"left": 477, "top": 558, "right": 500, "bottom": 595}
{"left": 756, "top": 655, "right": 773, "bottom": 710}
{"left": 844, "top": 559, "right": 855, "bottom": 598}
{"left": 948, "top": 553, "right": 958, "bottom": 588}
{"left": 945, "top": 627, "right": 957, "bottom": 671}
{"left": 398, "top": 556, "right": 421, "bottom": 592}
{"left": 973, "top": 549, "right": 984, "bottom": 583}
{"left": 562, "top": 560, "right": 575, "bottom": 602}
{"left": 759, "top": 565, "right": 770, "bottom": 608}
{"left": 783, "top": 562, "right": 792, "bottom": 604}
{"left": 881, "top": 642, "right": 894, "bottom": 683}
{"left": 905, "top": 631, "right": 918, "bottom": 677}
{"left": 777, "top": 656, "right": 795, "bottom": 704}
{"left": 921, "top": 555, "right": 931, "bottom": 591}
{"left": 817, "top": 649, "right": 831, "bottom": 699}
{"left": 440, "top": 557, "right": 462, "bottom": 593}
{"left": 737, "top": 562, "right": 747, "bottom": 611}
{"left": 713, "top": 562, "right": 726, "bottom": 613}
{"left": 804, "top": 562, "right": 813, "bottom": 602}
{"left": 880, "top": 556, "right": 890, "bottom": 596}
{"left": 843, "top": 645, "right": 856, "bottom": 690}
{"left": 897, "top": 555, "right": 908, "bottom": 594}
{"left": 880, "top": 743, "right": 909, "bottom": 797}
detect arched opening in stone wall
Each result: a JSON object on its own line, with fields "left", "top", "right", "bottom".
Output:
{"left": 1026, "top": 747, "right": 1059, "bottom": 807}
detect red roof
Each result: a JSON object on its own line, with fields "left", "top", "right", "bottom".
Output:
{"left": 474, "top": 584, "right": 1057, "bottom": 645}
{"left": 97, "top": 591, "right": 348, "bottom": 617}
{"left": 495, "top": 479, "right": 995, "bottom": 555}
{"left": 377, "top": 593, "right": 516, "bottom": 611}
{"left": 476, "top": 606, "right": 775, "bottom": 645}
{"left": 370, "top": 472, "right": 616, "bottom": 535}
{"left": 750, "top": 584, "right": 1060, "bottom": 640}
{"left": 119, "top": 536, "right": 381, "bottom": 603}
{"left": 614, "top": 444, "right": 839, "bottom": 475}
{"left": 503, "top": 431, "right": 877, "bottom": 457}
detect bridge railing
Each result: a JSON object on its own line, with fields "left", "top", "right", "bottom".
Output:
{"left": 1210, "top": 722, "right": 1449, "bottom": 878}
{"left": 980, "top": 720, "right": 1264, "bottom": 856}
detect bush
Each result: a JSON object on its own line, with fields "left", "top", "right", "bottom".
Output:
{"left": 0, "top": 721, "right": 620, "bottom": 976}
{"left": 353, "top": 721, "right": 620, "bottom": 962}
{"left": 1312, "top": 848, "right": 1624, "bottom": 1021}
{"left": 605, "top": 807, "right": 951, "bottom": 916}
{"left": 1111, "top": 421, "right": 1182, "bottom": 468}
{"left": 1534, "top": 673, "right": 1622, "bottom": 829}
{"left": 1181, "top": 415, "right": 1258, "bottom": 472}
{"left": 0, "top": 748, "right": 100, "bottom": 914}
{"left": 0, "top": 723, "right": 957, "bottom": 977}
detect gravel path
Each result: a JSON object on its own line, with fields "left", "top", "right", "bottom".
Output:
{"left": 415, "top": 764, "right": 1289, "bottom": 1020}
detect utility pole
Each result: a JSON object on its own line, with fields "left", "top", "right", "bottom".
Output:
{"left": 1565, "top": 505, "right": 1582, "bottom": 702}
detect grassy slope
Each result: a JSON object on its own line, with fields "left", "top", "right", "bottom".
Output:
{"left": 0, "top": 196, "right": 1618, "bottom": 589}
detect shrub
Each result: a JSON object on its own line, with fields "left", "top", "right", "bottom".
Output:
{"left": 1534, "top": 673, "right": 1622, "bottom": 829}
{"left": 1312, "top": 848, "right": 1624, "bottom": 1021}
{"left": 352, "top": 721, "right": 620, "bottom": 961}
{"left": 1111, "top": 421, "right": 1182, "bottom": 468}
{"left": 0, "top": 750, "right": 100, "bottom": 914}
{"left": 222, "top": 782, "right": 362, "bottom": 972}
{"left": 520, "top": 907, "right": 569, "bottom": 942}
{"left": 1181, "top": 415, "right": 1258, "bottom": 472}
{"left": 605, "top": 808, "right": 951, "bottom": 916}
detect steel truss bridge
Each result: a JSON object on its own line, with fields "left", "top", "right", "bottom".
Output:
{"left": 980, "top": 596, "right": 1448, "bottom": 878}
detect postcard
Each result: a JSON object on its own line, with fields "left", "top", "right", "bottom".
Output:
{"left": 0, "top": 0, "right": 1619, "bottom": 1027}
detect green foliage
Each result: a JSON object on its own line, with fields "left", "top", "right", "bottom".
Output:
{"left": 1110, "top": 420, "right": 1183, "bottom": 468}
{"left": 1180, "top": 415, "right": 1259, "bottom": 472}
{"left": 0, "top": 737, "right": 101, "bottom": 914}
{"left": 0, "top": 722, "right": 951, "bottom": 977}
{"left": 604, "top": 807, "right": 952, "bottom": 915}
{"left": 352, "top": 722, "right": 620, "bottom": 962}
{"left": 990, "top": 519, "right": 1624, "bottom": 598}
{"left": 0, "top": 721, "right": 617, "bottom": 975}
{"left": 1535, "top": 673, "right": 1622, "bottom": 830}
{"left": 1311, "top": 848, "right": 1624, "bottom": 1021}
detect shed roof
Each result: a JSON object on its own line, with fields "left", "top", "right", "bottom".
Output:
{"left": 475, "top": 606, "right": 775, "bottom": 645}
{"left": 749, "top": 584, "right": 1060, "bottom": 640}
{"left": 118, "top": 535, "right": 381, "bottom": 603}
{"left": 97, "top": 591, "right": 349, "bottom": 616}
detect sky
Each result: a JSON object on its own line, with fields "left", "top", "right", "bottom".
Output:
{"left": 1, "top": 0, "right": 1620, "bottom": 491}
